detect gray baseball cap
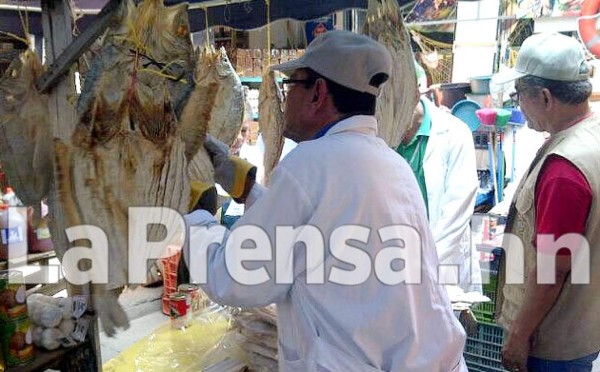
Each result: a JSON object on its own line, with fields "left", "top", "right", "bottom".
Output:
{"left": 493, "top": 32, "right": 589, "bottom": 84}
{"left": 271, "top": 30, "right": 392, "bottom": 96}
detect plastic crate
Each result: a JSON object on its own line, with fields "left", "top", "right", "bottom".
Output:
{"left": 472, "top": 247, "right": 502, "bottom": 324}
{"left": 464, "top": 322, "right": 506, "bottom": 371}
{"left": 472, "top": 295, "right": 495, "bottom": 324}
{"left": 480, "top": 248, "right": 503, "bottom": 276}
{"left": 472, "top": 273, "right": 499, "bottom": 324}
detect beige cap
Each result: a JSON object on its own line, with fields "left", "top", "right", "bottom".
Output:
{"left": 271, "top": 30, "right": 392, "bottom": 96}
{"left": 493, "top": 32, "right": 589, "bottom": 84}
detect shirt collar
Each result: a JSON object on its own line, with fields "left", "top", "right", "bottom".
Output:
{"left": 406, "top": 97, "right": 432, "bottom": 146}
{"left": 312, "top": 116, "right": 351, "bottom": 139}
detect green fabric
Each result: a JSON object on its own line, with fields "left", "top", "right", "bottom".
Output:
{"left": 396, "top": 99, "right": 431, "bottom": 214}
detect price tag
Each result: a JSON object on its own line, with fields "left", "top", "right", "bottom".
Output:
{"left": 72, "top": 295, "right": 88, "bottom": 319}
{"left": 72, "top": 317, "right": 89, "bottom": 342}
{"left": 59, "top": 335, "right": 77, "bottom": 348}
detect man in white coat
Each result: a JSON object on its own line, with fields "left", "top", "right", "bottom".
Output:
{"left": 185, "top": 31, "right": 467, "bottom": 371}
{"left": 397, "top": 97, "right": 482, "bottom": 292}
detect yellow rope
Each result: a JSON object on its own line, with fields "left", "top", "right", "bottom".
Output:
{"left": 18, "top": 3, "right": 29, "bottom": 44}
{"left": 265, "top": 0, "right": 271, "bottom": 66}
{"left": 138, "top": 67, "right": 187, "bottom": 83}
{"left": 0, "top": 31, "right": 29, "bottom": 46}
{"left": 204, "top": 7, "right": 210, "bottom": 49}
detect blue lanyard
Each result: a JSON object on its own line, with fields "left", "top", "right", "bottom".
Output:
{"left": 312, "top": 119, "right": 341, "bottom": 140}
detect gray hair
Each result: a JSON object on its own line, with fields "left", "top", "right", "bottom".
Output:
{"left": 520, "top": 74, "right": 592, "bottom": 105}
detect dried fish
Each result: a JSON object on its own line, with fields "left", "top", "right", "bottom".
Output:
{"left": 364, "top": 0, "right": 419, "bottom": 148}
{"left": 231, "top": 306, "right": 278, "bottom": 371}
{"left": 181, "top": 46, "right": 245, "bottom": 185}
{"left": 258, "top": 69, "right": 285, "bottom": 185}
{"left": 193, "top": 46, "right": 244, "bottom": 147}
{"left": 0, "top": 50, "right": 52, "bottom": 216}
{"left": 56, "top": 0, "right": 198, "bottom": 336}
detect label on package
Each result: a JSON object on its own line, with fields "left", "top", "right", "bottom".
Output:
{"left": 59, "top": 335, "right": 77, "bottom": 348}
{"left": 72, "top": 317, "right": 89, "bottom": 342}
{"left": 35, "top": 226, "right": 51, "bottom": 240}
{"left": 1, "top": 226, "right": 23, "bottom": 244}
{"left": 72, "top": 295, "right": 87, "bottom": 319}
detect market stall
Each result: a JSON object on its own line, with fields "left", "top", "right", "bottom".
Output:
{"left": 5, "top": 0, "right": 583, "bottom": 370}
{"left": 0, "top": 0, "right": 421, "bottom": 369}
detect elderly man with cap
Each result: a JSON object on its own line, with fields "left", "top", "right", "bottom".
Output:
{"left": 184, "top": 30, "right": 466, "bottom": 371}
{"left": 493, "top": 32, "right": 600, "bottom": 372}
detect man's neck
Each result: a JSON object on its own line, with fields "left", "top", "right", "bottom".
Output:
{"left": 548, "top": 103, "right": 591, "bottom": 134}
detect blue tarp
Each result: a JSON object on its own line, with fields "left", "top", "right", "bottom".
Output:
{"left": 0, "top": 0, "right": 410, "bottom": 36}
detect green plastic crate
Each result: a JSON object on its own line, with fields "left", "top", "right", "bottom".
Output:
{"left": 472, "top": 272, "right": 499, "bottom": 324}
{"left": 464, "top": 322, "right": 507, "bottom": 371}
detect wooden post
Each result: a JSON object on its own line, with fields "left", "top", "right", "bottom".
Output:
{"left": 41, "top": 0, "right": 77, "bottom": 140}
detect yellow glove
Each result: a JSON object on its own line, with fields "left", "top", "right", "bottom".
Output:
{"left": 204, "top": 135, "right": 256, "bottom": 201}
{"left": 189, "top": 180, "right": 217, "bottom": 215}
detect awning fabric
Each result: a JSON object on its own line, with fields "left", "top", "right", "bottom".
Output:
{"left": 0, "top": 0, "right": 411, "bottom": 36}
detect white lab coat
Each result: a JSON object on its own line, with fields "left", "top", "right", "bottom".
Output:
{"left": 187, "top": 115, "right": 466, "bottom": 371}
{"left": 422, "top": 99, "right": 481, "bottom": 292}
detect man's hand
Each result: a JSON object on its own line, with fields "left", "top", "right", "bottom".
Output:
{"left": 502, "top": 331, "right": 530, "bottom": 372}
{"left": 204, "top": 135, "right": 256, "bottom": 201}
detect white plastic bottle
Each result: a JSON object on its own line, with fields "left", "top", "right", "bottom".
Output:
{"left": 0, "top": 205, "right": 28, "bottom": 260}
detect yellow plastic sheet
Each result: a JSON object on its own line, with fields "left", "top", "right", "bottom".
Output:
{"left": 103, "top": 311, "right": 232, "bottom": 371}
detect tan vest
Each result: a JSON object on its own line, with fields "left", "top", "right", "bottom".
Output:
{"left": 497, "top": 113, "right": 600, "bottom": 359}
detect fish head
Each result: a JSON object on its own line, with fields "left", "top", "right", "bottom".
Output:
{"left": 215, "top": 47, "right": 235, "bottom": 78}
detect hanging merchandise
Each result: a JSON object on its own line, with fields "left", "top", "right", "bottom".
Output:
{"left": 476, "top": 109, "right": 499, "bottom": 205}
{"left": 305, "top": 16, "right": 334, "bottom": 44}
{"left": 578, "top": 0, "right": 600, "bottom": 58}
{"left": 495, "top": 109, "right": 511, "bottom": 203}
{"left": 364, "top": 0, "right": 419, "bottom": 148}
{"left": 405, "top": 0, "right": 459, "bottom": 33}
{"left": 508, "top": 108, "right": 526, "bottom": 182}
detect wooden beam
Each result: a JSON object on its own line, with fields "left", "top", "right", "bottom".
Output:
{"left": 36, "top": 0, "right": 123, "bottom": 93}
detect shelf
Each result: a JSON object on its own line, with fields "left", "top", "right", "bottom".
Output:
{"left": 10, "top": 346, "right": 72, "bottom": 372}
{"left": 0, "top": 250, "right": 57, "bottom": 270}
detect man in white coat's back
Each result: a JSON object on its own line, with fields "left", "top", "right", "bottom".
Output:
{"left": 186, "top": 31, "right": 467, "bottom": 371}
{"left": 398, "top": 97, "right": 481, "bottom": 292}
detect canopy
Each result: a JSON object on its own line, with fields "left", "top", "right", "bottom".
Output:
{"left": 0, "top": 0, "right": 411, "bottom": 37}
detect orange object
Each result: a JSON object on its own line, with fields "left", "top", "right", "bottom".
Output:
{"left": 159, "top": 246, "right": 182, "bottom": 315}
{"left": 579, "top": 0, "right": 600, "bottom": 57}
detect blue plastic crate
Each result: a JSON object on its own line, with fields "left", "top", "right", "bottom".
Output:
{"left": 464, "top": 322, "right": 507, "bottom": 371}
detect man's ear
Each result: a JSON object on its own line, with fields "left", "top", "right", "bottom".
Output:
{"left": 314, "top": 78, "right": 328, "bottom": 104}
{"left": 542, "top": 88, "right": 551, "bottom": 106}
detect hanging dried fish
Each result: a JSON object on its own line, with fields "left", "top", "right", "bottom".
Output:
{"left": 364, "top": 0, "right": 419, "bottom": 148}
{"left": 56, "top": 0, "right": 200, "bottom": 336}
{"left": 259, "top": 69, "right": 284, "bottom": 185}
{"left": 181, "top": 45, "right": 245, "bottom": 185}
{"left": 0, "top": 50, "right": 52, "bottom": 217}
{"left": 201, "top": 46, "right": 245, "bottom": 147}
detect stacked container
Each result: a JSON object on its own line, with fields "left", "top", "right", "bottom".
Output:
{"left": 0, "top": 270, "right": 34, "bottom": 368}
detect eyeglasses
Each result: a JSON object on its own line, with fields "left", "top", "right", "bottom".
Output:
{"left": 281, "top": 78, "right": 317, "bottom": 88}
{"left": 281, "top": 77, "right": 318, "bottom": 101}
{"left": 509, "top": 87, "right": 530, "bottom": 106}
